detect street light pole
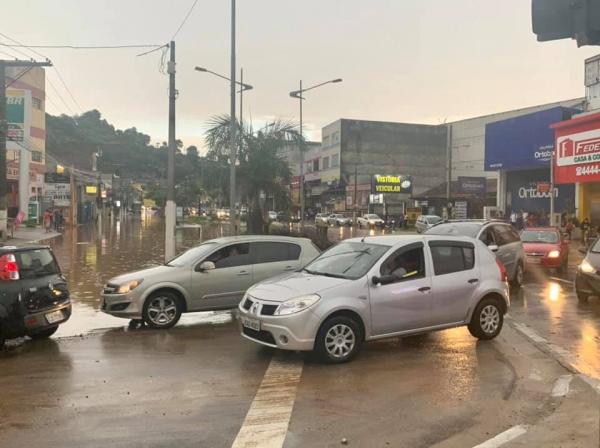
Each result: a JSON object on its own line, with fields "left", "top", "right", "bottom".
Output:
{"left": 289, "top": 78, "right": 342, "bottom": 229}
{"left": 229, "top": 0, "right": 237, "bottom": 234}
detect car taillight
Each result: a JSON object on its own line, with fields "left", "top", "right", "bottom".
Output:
{"left": 0, "top": 253, "right": 19, "bottom": 281}
{"left": 496, "top": 258, "right": 508, "bottom": 283}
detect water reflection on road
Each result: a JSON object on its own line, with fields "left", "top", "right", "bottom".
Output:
{"left": 47, "top": 216, "right": 234, "bottom": 337}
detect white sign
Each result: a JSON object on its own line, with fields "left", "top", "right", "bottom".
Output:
{"left": 556, "top": 128, "right": 600, "bottom": 167}
{"left": 44, "top": 183, "right": 71, "bottom": 206}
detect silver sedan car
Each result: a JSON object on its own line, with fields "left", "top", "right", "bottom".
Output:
{"left": 239, "top": 235, "right": 509, "bottom": 363}
{"left": 101, "top": 235, "right": 320, "bottom": 328}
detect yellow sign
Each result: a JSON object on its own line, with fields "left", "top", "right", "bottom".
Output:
{"left": 85, "top": 185, "right": 98, "bottom": 195}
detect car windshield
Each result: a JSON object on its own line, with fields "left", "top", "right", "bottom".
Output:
{"left": 426, "top": 216, "right": 442, "bottom": 224}
{"left": 15, "top": 249, "right": 60, "bottom": 279}
{"left": 365, "top": 214, "right": 380, "bottom": 219}
{"left": 303, "top": 242, "right": 389, "bottom": 280}
{"left": 521, "top": 230, "right": 559, "bottom": 244}
{"left": 425, "top": 222, "right": 481, "bottom": 238}
{"left": 167, "top": 242, "right": 218, "bottom": 267}
{"left": 591, "top": 239, "right": 600, "bottom": 253}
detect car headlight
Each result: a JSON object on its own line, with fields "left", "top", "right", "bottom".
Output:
{"left": 580, "top": 260, "right": 596, "bottom": 274}
{"left": 547, "top": 250, "right": 561, "bottom": 258}
{"left": 117, "top": 279, "right": 143, "bottom": 294}
{"left": 275, "top": 294, "right": 320, "bottom": 316}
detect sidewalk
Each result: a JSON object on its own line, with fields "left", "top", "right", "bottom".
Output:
{"left": 3, "top": 226, "right": 61, "bottom": 245}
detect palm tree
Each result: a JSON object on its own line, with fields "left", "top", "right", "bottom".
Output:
{"left": 204, "top": 116, "right": 301, "bottom": 233}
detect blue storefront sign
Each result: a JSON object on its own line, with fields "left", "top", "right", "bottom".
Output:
{"left": 457, "top": 176, "right": 486, "bottom": 195}
{"left": 507, "top": 170, "right": 575, "bottom": 214}
{"left": 485, "top": 107, "right": 577, "bottom": 171}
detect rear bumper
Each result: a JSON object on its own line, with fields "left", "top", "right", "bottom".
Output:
{"left": 24, "top": 301, "right": 71, "bottom": 331}
{"left": 525, "top": 255, "right": 564, "bottom": 269}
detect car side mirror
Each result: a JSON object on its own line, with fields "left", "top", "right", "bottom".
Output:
{"left": 488, "top": 244, "right": 499, "bottom": 253}
{"left": 578, "top": 247, "right": 588, "bottom": 255}
{"left": 372, "top": 274, "right": 395, "bottom": 286}
{"left": 197, "top": 261, "right": 215, "bottom": 272}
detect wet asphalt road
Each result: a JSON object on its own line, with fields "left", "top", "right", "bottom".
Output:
{"left": 0, "top": 216, "right": 599, "bottom": 447}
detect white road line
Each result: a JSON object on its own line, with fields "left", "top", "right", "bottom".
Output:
{"left": 231, "top": 357, "right": 303, "bottom": 448}
{"left": 472, "top": 425, "right": 529, "bottom": 448}
{"left": 551, "top": 374, "right": 573, "bottom": 397}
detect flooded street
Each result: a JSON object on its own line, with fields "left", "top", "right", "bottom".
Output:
{"left": 46, "top": 215, "right": 235, "bottom": 337}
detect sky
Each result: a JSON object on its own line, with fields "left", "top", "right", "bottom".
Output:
{"left": 3, "top": 0, "right": 600, "bottom": 150}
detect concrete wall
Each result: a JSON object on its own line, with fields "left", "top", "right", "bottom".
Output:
{"left": 449, "top": 98, "right": 585, "bottom": 181}
{"left": 339, "top": 119, "right": 447, "bottom": 196}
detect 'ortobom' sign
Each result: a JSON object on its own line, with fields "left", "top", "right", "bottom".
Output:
{"left": 372, "top": 175, "right": 413, "bottom": 194}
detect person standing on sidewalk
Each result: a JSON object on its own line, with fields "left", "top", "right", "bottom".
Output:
{"left": 581, "top": 217, "right": 590, "bottom": 246}
{"left": 43, "top": 209, "right": 53, "bottom": 233}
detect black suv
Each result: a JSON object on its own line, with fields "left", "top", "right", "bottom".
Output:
{"left": 0, "top": 245, "right": 71, "bottom": 348}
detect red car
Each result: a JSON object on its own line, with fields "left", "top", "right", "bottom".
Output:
{"left": 520, "top": 227, "right": 569, "bottom": 272}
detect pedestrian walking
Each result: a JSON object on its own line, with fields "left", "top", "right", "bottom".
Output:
{"left": 581, "top": 217, "right": 591, "bottom": 245}
{"left": 43, "top": 209, "right": 53, "bottom": 233}
{"left": 53, "top": 209, "right": 60, "bottom": 232}
{"left": 510, "top": 210, "right": 517, "bottom": 228}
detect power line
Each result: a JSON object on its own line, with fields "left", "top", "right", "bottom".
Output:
{"left": 0, "top": 43, "right": 165, "bottom": 50}
{"left": 46, "top": 77, "right": 76, "bottom": 116}
{"left": 172, "top": 0, "right": 199, "bottom": 40}
{"left": 53, "top": 67, "right": 83, "bottom": 113}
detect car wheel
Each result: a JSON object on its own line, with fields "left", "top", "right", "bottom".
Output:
{"left": 142, "top": 291, "right": 183, "bottom": 329}
{"left": 27, "top": 326, "right": 58, "bottom": 340}
{"left": 315, "top": 316, "right": 362, "bottom": 364}
{"left": 576, "top": 287, "right": 590, "bottom": 303}
{"left": 468, "top": 297, "right": 504, "bottom": 340}
{"left": 0, "top": 328, "right": 4, "bottom": 349}
{"left": 511, "top": 262, "right": 524, "bottom": 289}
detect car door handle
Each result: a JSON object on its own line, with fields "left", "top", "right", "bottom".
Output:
{"left": 418, "top": 287, "right": 431, "bottom": 293}
{"left": 237, "top": 271, "right": 250, "bottom": 276}
{"left": 468, "top": 279, "right": 479, "bottom": 284}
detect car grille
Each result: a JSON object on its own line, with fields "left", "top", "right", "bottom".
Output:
{"left": 526, "top": 253, "right": 545, "bottom": 257}
{"left": 243, "top": 297, "right": 279, "bottom": 316}
{"left": 242, "top": 327, "right": 276, "bottom": 345}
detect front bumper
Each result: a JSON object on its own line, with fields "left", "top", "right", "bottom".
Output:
{"left": 575, "top": 271, "right": 600, "bottom": 294}
{"left": 238, "top": 300, "right": 319, "bottom": 351}
{"left": 101, "top": 290, "right": 143, "bottom": 319}
{"left": 24, "top": 301, "right": 71, "bottom": 331}
{"left": 526, "top": 255, "right": 563, "bottom": 269}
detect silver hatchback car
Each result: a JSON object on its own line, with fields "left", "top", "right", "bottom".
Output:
{"left": 239, "top": 235, "right": 509, "bottom": 363}
{"left": 102, "top": 236, "right": 320, "bottom": 328}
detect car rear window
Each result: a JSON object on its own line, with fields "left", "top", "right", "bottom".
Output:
{"left": 15, "top": 248, "right": 60, "bottom": 279}
{"left": 252, "top": 242, "right": 301, "bottom": 263}
{"left": 425, "top": 223, "right": 481, "bottom": 238}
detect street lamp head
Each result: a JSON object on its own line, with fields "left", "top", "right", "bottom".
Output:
{"left": 194, "top": 66, "right": 208, "bottom": 72}
{"left": 331, "top": 78, "right": 343, "bottom": 83}
{"left": 242, "top": 83, "right": 253, "bottom": 91}
{"left": 289, "top": 90, "right": 302, "bottom": 99}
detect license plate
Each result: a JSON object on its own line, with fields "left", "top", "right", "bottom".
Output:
{"left": 45, "top": 310, "right": 64, "bottom": 324}
{"left": 241, "top": 316, "right": 260, "bottom": 331}
{"left": 527, "top": 257, "right": 541, "bottom": 265}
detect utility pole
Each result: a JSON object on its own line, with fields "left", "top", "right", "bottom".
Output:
{"left": 0, "top": 59, "right": 52, "bottom": 241}
{"left": 239, "top": 67, "right": 243, "bottom": 125}
{"left": 229, "top": 0, "right": 237, "bottom": 234}
{"left": 165, "top": 41, "right": 177, "bottom": 262}
{"left": 299, "top": 80, "right": 304, "bottom": 229}
{"left": 550, "top": 149, "right": 555, "bottom": 226}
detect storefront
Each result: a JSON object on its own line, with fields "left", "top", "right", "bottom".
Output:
{"left": 552, "top": 110, "right": 600, "bottom": 224}
{"left": 485, "top": 107, "right": 579, "bottom": 218}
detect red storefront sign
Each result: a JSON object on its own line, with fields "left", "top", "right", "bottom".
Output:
{"left": 552, "top": 111, "right": 600, "bottom": 184}
{"left": 537, "top": 182, "right": 551, "bottom": 193}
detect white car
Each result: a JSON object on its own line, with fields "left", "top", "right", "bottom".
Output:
{"left": 357, "top": 214, "right": 385, "bottom": 228}
{"left": 315, "top": 213, "right": 329, "bottom": 225}
{"left": 239, "top": 235, "right": 510, "bottom": 363}
{"left": 327, "top": 214, "right": 352, "bottom": 226}
{"left": 267, "top": 211, "right": 278, "bottom": 221}
{"left": 416, "top": 215, "right": 442, "bottom": 233}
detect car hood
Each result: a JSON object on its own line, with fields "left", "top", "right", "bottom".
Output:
{"left": 248, "top": 271, "right": 349, "bottom": 303}
{"left": 108, "top": 264, "right": 176, "bottom": 285}
{"left": 523, "top": 242, "right": 558, "bottom": 254}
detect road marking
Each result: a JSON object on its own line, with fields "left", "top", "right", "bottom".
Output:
{"left": 472, "top": 425, "right": 528, "bottom": 448}
{"left": 231, "top": 357, "right": 303, "bottom": 448}
{"left": 551, "top": 374, "right": 573, "bottom": 397}
{"left": 548, "top": 276, "right": 574, "bottom": 285}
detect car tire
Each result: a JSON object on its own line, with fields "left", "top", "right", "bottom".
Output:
{"left": 467, "top": 297, "right": 504, "bottom": 340}
{"left": 142, "top": 291, "right": 183, "bottom": 329}
{"left": 315, "top": 316, "right": 362, "bottom": 364}
{"left": 0, "top": 328, "right": 5, "bottom": 349}
{"left": 576, "top": 287, "right": 590, "bottom": 303}
{"left": 27, "top": 326, "right": 58, "bottom": 340}
{"left": 510, "top": 262, "right": 524, "bottom": 289}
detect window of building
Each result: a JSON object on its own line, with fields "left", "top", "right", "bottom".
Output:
{"left": 430, "top": 243, "right": 475, "bottom": 276}
{"left": 31, "top": 151, "right": 43, "bottom": 163}
{"left": 322, "top": 136, "right": 330, "bottom": 147}
{"left": 32, "top": 97, "right": 43, "bottom": 110}
{"left": 331, "top": 153, "right": 340, "bottom": 167}
{"left": 322, "top": 156, "right": 330, "bottom": 170}
{"left": 313, "top": 160, "right": 319, "bottom": 171}
{"left": 332, "top": 131, "right": 340, "bottom": 144}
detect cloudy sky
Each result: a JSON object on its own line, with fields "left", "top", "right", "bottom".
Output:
{"left": 3, "top": 0, "right": 599, "bottom": 149}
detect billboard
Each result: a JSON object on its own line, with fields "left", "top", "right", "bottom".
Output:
{"left": 6, "top": 90, "right": 31, "bottom": 150}
{"left": 371, "top": 175, "right": 413, "bottom": 194}
{"left": 485, "top": 107, "right": 576, "bottom": 171}
{"left": 457, "top": 176, "right": 486, "bottom": 195}
{"left": 44, "top": 183, "right": 71, "bottom": 207}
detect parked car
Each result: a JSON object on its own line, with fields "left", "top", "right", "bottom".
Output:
{"left": 267, "top": 211, "right": 278, "bottom": 222}
{"left": 239, "top": 235, "right": 509, "bottom": 363}
{"left": 415, "top": 215, "right": 442, "bottom": 233}
{"left": 101, "top": 236, "right": 320, "bottom": 328}
{"left": 357, "top": 214, "right": 385, "bottom": 229}
{"left": 327, "top": 214, "right": 352, "bottom": 226}
{"left": 276, "top": 211, "right": 290, "bottom": 222}
{"left": 0, "top": 245, "right": 71, "bottom": 348}
{"left": 520, "top": 227, "right": 569, "bottom": 273}
{"left": 315, "top": 213, "right": 329, "bottom": 226}
{"left": 575, "top": 238, "right": 600, "bottom": 302}
{"left": 426, "top": 220, "right": 525, "bottom": 288}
